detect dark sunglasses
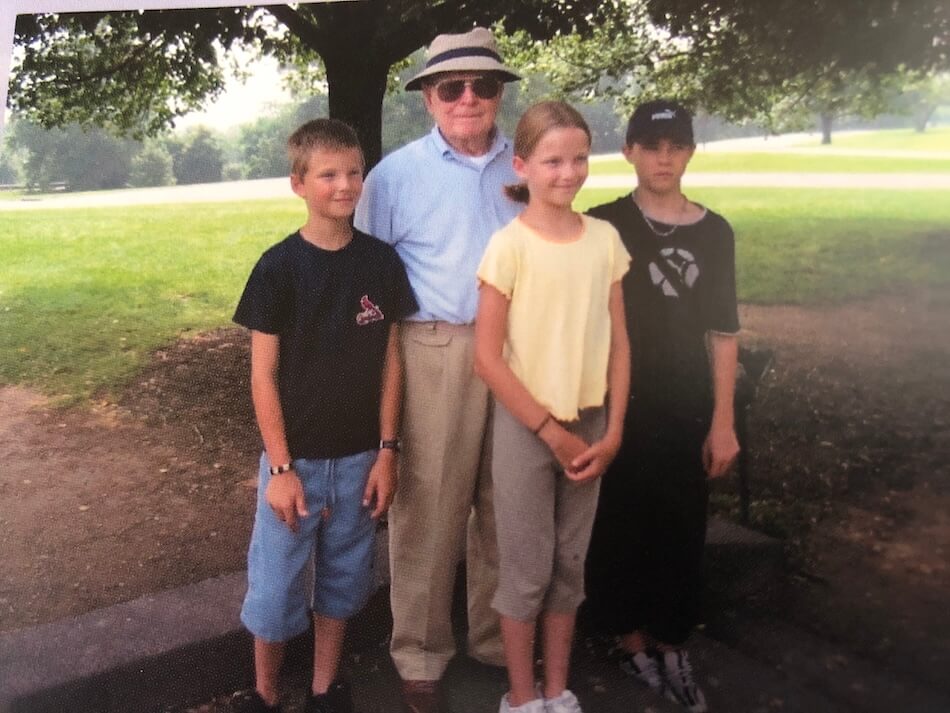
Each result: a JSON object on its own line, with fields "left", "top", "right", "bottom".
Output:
{"left": 433, "top": 76, "right": 502, "bottom": 102}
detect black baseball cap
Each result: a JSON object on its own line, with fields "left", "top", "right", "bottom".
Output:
{"left": 625, "top": 99, "right": 694, "bottom": 146}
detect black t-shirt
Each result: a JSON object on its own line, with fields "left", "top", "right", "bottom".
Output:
{"left": 588, "top": 194, "right": 739, "bottom": 421}
{"left": 233, "top": 230, "right": 417, "bottom": 458}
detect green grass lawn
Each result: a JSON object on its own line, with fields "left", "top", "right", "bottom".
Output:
{"left": 2, "top": 189, "right": 949, "bottom": 402}
{"left": 793, "top": 126, "right": 950, "bottom": 151}
{"left": 589, "top": 151, "right": 950, "bottom": 176}
{"left": 0, "top": 199, "right": 304, "bottom": 402}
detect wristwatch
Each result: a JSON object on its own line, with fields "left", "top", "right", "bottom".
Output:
{"left": 269, "top": 462, "right": 293, "bottom": 475}
{"left": 379, "top": 438, "right": 401, "bottom": 453}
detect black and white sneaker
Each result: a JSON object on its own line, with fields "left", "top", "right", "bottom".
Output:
{"left": 618, "top": 649, "right": 665, "bottom": 694}
{"left": 661, "top": 649, "right": 708, "bottom": 713}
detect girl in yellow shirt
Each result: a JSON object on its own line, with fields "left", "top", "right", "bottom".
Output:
{"left": 474, "top": 101, "right": 630, "bottom": 713}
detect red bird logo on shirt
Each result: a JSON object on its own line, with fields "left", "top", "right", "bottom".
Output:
{"left": 356, "top": 295, "right": 385, "bottom": 325}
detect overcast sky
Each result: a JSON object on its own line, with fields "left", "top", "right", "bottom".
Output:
{"left": 175, "top": 54, "right": 293, "bottom": 131}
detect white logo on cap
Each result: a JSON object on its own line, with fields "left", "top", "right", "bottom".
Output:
{"left": 652, "top": 109, "right": 676, "bottom": 120}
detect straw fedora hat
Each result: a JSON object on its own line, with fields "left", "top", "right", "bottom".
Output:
{"left": 405, "top": 27, "right": 521, "bottom": 91}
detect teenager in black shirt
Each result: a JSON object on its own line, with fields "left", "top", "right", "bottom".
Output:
{"left": 584, "top": 100, "right": 740, "bottom": 713}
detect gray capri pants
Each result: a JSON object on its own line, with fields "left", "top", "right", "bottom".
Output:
{"left": 491, "top": 401, "right": 606, "bottom": 622}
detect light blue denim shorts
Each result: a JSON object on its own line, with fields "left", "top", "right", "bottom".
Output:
{"left": 240, "top": 450, "right": 377, "bottom": 642}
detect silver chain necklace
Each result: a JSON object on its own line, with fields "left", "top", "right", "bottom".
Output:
{"left": 633, "top": 191, "right": 688, "bottom": 237}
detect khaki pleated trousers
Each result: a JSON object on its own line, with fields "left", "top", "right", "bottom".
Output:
{"left": 388, "top": 321, "right": 503, "bottom": 681}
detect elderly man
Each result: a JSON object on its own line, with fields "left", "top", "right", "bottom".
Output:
{"left": 355, "top": 26, "right": 521, "bottom": 713}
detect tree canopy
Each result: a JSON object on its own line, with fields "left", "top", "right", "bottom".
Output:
{"left": 504, "top": 0, "right": 948, "bottom": 133}
{"left": 649, "top": 0, "right": 948, "bottom": 75}
{"left": 10, "top": 0, "right": 949, "bottom": 167}
{"left": 11, "top": 1, "right": 625, "bottom": 166}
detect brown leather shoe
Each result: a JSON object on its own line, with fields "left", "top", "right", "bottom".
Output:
{"left": 401, "top": 679, "right": 442, "bottom": 713}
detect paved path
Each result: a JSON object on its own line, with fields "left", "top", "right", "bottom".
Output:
{"left": 588, "top": 131, "right": 950, "bottom": 159}
{"left": 2, "top": 170, "right": 949, "bottom": 212}
{"left": 0, "top": 177, "right": 296, "bottom": 211}
{"left": 588, "top": 172, "right": 950, "bottom": 190}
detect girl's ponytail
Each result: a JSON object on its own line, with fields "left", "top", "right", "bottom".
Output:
{"left": 504, "top": 182, "right": 530, "bottom": 203}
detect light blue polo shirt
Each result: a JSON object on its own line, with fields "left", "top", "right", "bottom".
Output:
{"left": 355, "top": 126, "right": 521, "bottom": 324}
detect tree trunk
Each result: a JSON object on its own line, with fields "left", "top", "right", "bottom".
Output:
{"left": 323, "top": 57, "right": 389, "bottom": 170}
{"left": 913, "top": 104, "right": 936, "bottom": 133}
{"left": 820, "top": 113, "right": 833, "bottom": 145}
{"left": 296, "top": 0, "right": 412, "bottom": 171}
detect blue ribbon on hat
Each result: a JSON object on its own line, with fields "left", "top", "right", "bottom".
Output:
{"left": 426, "top": 47, "right": 502, "bottom": 67}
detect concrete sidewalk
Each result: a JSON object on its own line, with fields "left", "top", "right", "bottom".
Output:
{"left": 6, "top": 514, "right": 948, "bottom": 713}
{"left": 587, "top": 172, "right": 950, "bottom": 190}
{"left": 0, "top": 518, "right": 780, "bottom": 713}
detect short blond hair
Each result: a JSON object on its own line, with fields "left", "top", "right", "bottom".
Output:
{"left": 287, "top": 118, "right": 362, "bottom": 178}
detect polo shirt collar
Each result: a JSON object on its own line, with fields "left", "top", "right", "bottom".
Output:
{"left": 430, "top": 125, "right": 510, "bottom": 164}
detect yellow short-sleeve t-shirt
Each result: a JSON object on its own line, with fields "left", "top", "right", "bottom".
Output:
{"left": 477, "top": 214, "right": 631, "bottom": 421}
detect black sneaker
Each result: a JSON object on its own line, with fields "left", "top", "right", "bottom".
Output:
{"left": 305, "top": 678, "right": 354, "bottom": 713}
{"left": 230, "top": 689, "right": 282, "bottom": 713}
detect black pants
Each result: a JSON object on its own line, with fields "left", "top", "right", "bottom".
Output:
{"left": 584, "top": 412, "right": 709, "bottom": 646}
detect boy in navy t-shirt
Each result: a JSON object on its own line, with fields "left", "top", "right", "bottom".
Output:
{"left": 231, "top": 119, "right": 417, "bottom": 713}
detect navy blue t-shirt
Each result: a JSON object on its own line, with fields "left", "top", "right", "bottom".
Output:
{"left": 233, "top": 230, "right": 417, "bottom": 458}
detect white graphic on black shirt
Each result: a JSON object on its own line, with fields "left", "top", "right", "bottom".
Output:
{"left": 648, "top": 248, "right": 699, "bottom": 298}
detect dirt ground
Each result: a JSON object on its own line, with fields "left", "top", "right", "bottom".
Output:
{"left": 1, "top": 287, "right": 948, "bottom": 688}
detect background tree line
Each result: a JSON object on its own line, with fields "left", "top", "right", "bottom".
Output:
{"left": 0, "top": 68, "right": 633, "bottom": 191}
{"left": 9, "top": 0, "right": 948, "bottom": 170}
{"left": 3, "top": 66, "right": 946, "bottom": 193}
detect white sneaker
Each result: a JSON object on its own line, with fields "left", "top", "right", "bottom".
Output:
{"left": 499, "top": 693, "right": 546, "bottom": 713}
{"left": 619, "top": 650, "right": 665, "bottom": 693}
{"left": 661, "top": 649, "right": 708, "bottom": 713}
{"left": 543, "top": 689, "right": 583, "bottom": 713}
